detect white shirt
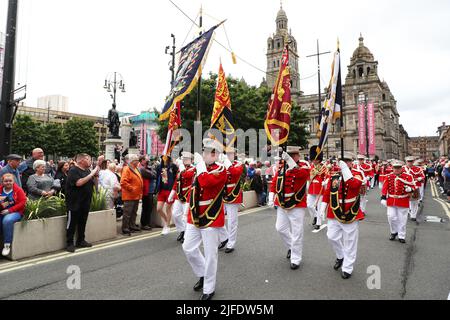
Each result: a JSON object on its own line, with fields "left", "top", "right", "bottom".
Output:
{"left": 99, "top": 170, "right": 119, "bottom": 193}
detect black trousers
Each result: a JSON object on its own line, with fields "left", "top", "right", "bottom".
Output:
{"left": 140, "top": 194, "right": 153, "bottom": 227}
{"left": 67, "top": 208, "right": 90, "bottom": 246}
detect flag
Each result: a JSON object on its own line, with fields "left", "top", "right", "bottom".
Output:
{"left": 209, "top": 63, "right": 236, "bottom": 151}
{"left": 264, "top": 45, "right": 292, "bottom": 146}
{"left": 163, "top": 101, "right": 182, "bottom": 159}
{"left": 315, "top": 48, "right": 342, "bottom": 159}
{"left": 159, "top": 24, "right": 219, "bottom": 121}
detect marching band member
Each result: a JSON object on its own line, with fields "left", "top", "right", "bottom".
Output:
{"left": 354, "top": 155, "right": 369, "bottom": 215}
{"left": 403, "top": 156, "right": 425, "bottom": 221}
{"left": 218, "top": 147, "right": 245, "bottom": 254}
{"left": 379, "top": 160, "right": 393, "bottom": 190}
{"left": 307, "top": 146, "right": 326, "bottom": 230}
{"left": 415, "top": 159, "right": 426, "bottom": 203}
{"left": 268, "top": 146, "right": 310, "bottom": 270}
{"left": 182, "top": 138, "right": 227, "bottom": 300}
{"left": 320, "top": 152, "right": 365, "bottom": 279}
{"left": 381, "top": 161, "right": 415, "bottom": 243}
{"left": 168, "top": 152, "right": 196, "bottom": 244}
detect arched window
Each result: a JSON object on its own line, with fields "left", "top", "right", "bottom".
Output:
{"left": 358, "top": 67, "right": 364, "bottom": 78}
{"left": 273, "top": 61, "right": 276, "bottom": 68}
{"left": 367, "top": 67, "right": 371, "bottom": 75}
{"left": 353, "top": 69, "right": 356, "bottom": 79}
{"left": 277, "top": 42, "right": 281, "bottom": 48}
{"left": 382, "top": 94, "right": 386, "bottom": 101}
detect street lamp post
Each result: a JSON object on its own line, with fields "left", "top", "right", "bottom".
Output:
{"left": 165, "top": 34, "right": 176, "bottom": 88}
{"left": 104, "top": 72, "right": 126, "bottom": 106}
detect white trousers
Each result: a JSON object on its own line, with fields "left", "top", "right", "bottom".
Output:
{"left": 360, "top": 194, "right": 368, "bottom": 214}
{"left": 379, "top": 182, "right": 383, "bottom": 190}
{"left": 172, "top": 200, "right": 188, "bottom": 233}
{"left": 307, "top": 194, "right": 323, "bottom": 225}
{"left": 182, "top": 224, "right": 220, "bottom": 295}
{"left": 387, "top": 206, "right": 409, "bottom": 240}
{"left": 275, "top": 207, "right": 305, "bottom": 265}
{"left": 419, "top": 185, "right": 424, "bottom": 201}
{"left": 327, "top": 219, "right": 359, "bottom": 274}
{"left": 222, "top": 204, "right": 239, "bottom": 249}
{"left": 409, "top": 200, "right": 419, "bottom": 219}
{"left": 370, "top": 177, "right": 376, "bottom": 189}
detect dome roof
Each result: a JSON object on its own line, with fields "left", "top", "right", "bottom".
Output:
{"left": 276, "top": 7, "right": 288, "bottom": 21}
{"left": 351, "top": 34, "right": 374, "bottom": 62}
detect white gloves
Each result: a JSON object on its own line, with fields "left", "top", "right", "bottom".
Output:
{"left": 178, "top": 162, "right": 186, "bottom": 172}
{"left": 223, "top": 157, "right": 232, "bottom": 170}
{"left": 194, "top": 152, "right": 207, "bottom": 176}
{"left": 282, "top": 152, "right": 298, "bottom": 170}
{"left": 194, "top": 153, "right": 203, "bottom": 166}
{"left": 218, "top": 153, "right": 226, "bottom": 163}
{"left": 268, "top": 192, "right": 275, "bottom": 207}
{"left": 381, "top": 200, "right": 387, "bottom": 208}
{"left": 405, "top": 186, "right": 413, "bottom": 193}
{"left": 168, "top": 190, "right": 176, "bottom": 203}
{"left": 339, "top": 161, "right": 353, "bottom": 182}
{"left": 417, "top": 178, "right": 423, "bottom": 182}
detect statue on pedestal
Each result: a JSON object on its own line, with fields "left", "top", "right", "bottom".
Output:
{"left": 107, "top": 103, "right": 121, "bottom": 138}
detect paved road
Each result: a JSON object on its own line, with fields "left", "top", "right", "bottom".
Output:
{"left": 0, "top": 181, "right": 449, "bottom": 300}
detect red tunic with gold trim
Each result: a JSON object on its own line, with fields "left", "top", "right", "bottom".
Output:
{"left": 224, "top": 161, "right": 245, "bottom": 204}
{"left": 379, "top": 165, "right": 393, "bottom": 184}
{"left": 187, "top": 163, "right": 227, "bottom": 228}
{"left": 308, "top": 163, "right": 326, "bottom": 196}
{"left": 322, "top": 168, "right": 365, "bottom": 223}
{"left": 270, "top": 161, "right": 310, "bottom": 209}
{"left": 353, "top": 163, "right": 371, "bottom": 187}
{"left": 381, "top": 172, "right": 415, "bottom": 208}
{"left": 402, "top": 165, "right": 425, "bottom": 188}
{"left": 172, "top": 165, "right": 196, "bottom": 203}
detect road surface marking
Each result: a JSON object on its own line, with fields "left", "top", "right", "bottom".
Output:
{"left": 430, "top": 182, "right": 450, "bottom": 218}
{"left": 312, "top": 224, "right": 328, "bottom": 233}
{"left": 0, "top": 206, "right": 268, "bottom": 275}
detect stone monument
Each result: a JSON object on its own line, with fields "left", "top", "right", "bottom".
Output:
{"left": 104, "top": 103, "right": 123, "bottom": 162}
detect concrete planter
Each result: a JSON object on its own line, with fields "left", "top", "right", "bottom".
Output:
{"left": 7, "top": 209, "right": 117, "bottom": 261}
{"left": 240, "top": 191, "right": 258, "bottom": 211}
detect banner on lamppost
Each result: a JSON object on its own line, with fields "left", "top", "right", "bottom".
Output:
{"left": 367, "top": 102, "right": 376, "bottom": 155}
{"left": 358, "top": 103, "right": 366, "bottom": 155}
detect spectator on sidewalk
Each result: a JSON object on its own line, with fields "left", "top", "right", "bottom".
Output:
{"left": 54, "top": 161, "right": 70, "bottom": 196}
{"left": 0, "top": 154, "right": 23, "bottom": 187}
{"left": 26, "top": 160, "right": 59, "bottom": 200}
{"left": 139, "top": 155, "right": 156, "bottom": 231}
{"left": 19, "top": 148, "right": 52, "bottom": 193}
{"left": 100, "top": 163, "right": 121, "bottom": 210}
{"left": 250, "top": 169, "right": 266, "bottom": 206}
{"left": 65, "top": 153, "right": 105, "bottom": 253}
{"left": 0, "top": 173, "right": 27, "bottom": 257}
{"left": 120, "top": 154, "right": 143, "bottom": 235}
{"left": 444, "top": 162, "right": 450, "bottom": 202}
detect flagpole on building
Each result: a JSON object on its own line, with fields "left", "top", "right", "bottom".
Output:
{"left": 196, "top": 6, "right": 203, "bottom": 122}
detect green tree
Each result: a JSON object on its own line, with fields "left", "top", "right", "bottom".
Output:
{"left": 11, "top": 115, "right": 43, "bottom": 158}
{"left": 62, "top": 118, "right": 99, "bottom": 158}
{"left": 41, "top": 123, "right": 64, "bottom": 158}
{"left": 157, "top": 73, "right": 310, "bottom": 151}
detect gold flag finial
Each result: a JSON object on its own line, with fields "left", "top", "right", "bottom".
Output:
{"left": 337, "top": 37, "right": 340, "bottom": 50}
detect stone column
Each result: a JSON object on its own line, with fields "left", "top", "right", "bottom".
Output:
{"left": 104, "top": 138, "right": 123, "bottom": 163}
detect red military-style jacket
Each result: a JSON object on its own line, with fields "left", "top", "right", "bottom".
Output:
{"left": 270, "top": 160, "right": 310, "bottom": 209}
{"left": 224, "top": 161, "right": 245, "bottom": 204}
{"left": 187, "top": 162, "right": 227, "bottom": 228}
{"left": 381, "top": 172, "right": 415, "bottom": 208}
{"left": 322, "top": 168, "right": 365, "bottom": 224}
{"left": 172, "top": 165, "right": 196, "bottom": 203}
{"left": 379, "top": 165, "right": 393, "bottom": 184}
{"left": 308, "top": 162, "right": 326, "bottom": 196}
{"left": 402, "top": 165, "right": 425, "bottom": 187}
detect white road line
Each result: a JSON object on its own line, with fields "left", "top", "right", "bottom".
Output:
{"left": 430, "top": 182, "right": 450, "bottom": 218}
{"left": 0, "top": 206, "right": 269, "bottom": 275}
{"left": 312, "top": 224, "right": 327, "bottom": 233}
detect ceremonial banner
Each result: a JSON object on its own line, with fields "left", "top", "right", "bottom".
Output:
{"left": 265, "top": 45, "right": 291, "bottom": 146}
{"left": 209, "top": 63, "right": 236, "bottom": 151}
{"left": 358, "top": 103, "right": 366, "bottom": 155}
{"left": 367, "top": 102, "right": 376, "bottom": 155}
{"left": 159, "top": 25, "right": 218, "bottom": 120}
{"left": 163, "top": 101, "right": 182, "bottom": 158}
{"left": 315, "top": 49, "right": 342, "bottom": 159}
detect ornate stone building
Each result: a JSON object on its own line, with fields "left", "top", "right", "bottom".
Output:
{"left": 264, "top": 7, "right": 410, "bottom": 160}
{"left": 409, "top": 136, "right": 439, "bottom": 161}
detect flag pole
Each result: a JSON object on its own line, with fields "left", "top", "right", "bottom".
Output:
{"left": 196, "top": 6, "right": 203, "bottom": 122}
{"left": 338, "top": 40, "right": 344, "bottom": 161}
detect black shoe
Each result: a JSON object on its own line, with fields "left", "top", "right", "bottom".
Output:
{"left": 66, "top": 244, "right": 76, "bottom": 253}
{"left": 193, "top": 277, "right": 204, "bottom": 292}
{"left": 130, "top": 227, "right": 141, "bottom": 232}
{"left": 290, "top": 263, "right": 300, "bottom": 270}
{"left": 314, "top": 225, "right": 321, "bottom": 230}
{"left": 341, "top": 272, "right": 352, "bottom": 279}
{"left": 122, "top": 229, "right": 131, "bottom": 236}
{"left": 286, "top": 249, "right": 291, "bottom": 259}
{"left": 411, "top": 218, "right": 417, "bottom": 222}
{"left": 218, "top": 239, "right": 228, "bottom": 250}
{"left": 399, "top": 239, "right": 406, "bottom": 244}
{"left": 312, "top": 217, "right": 317, "bottom": 226}
{"left": 76, "top": 241, "right": 92, "bottom": 248}
{"left": 141, "top": 225, "right": 152, "bottom": 231}
{"left": 389, "top": 233, "right": 398, "bottom": 241}
{"left": 200, "top": 292, "right": 215, "bottom": 300}
{"left": 333, "top": 258, "right": 344, "bottom": 270}
{"left": 225, "top": 248, "right": 234, "bottom": 254}
{"left": 177, "top": 231, "right": 185, "bottom": 242}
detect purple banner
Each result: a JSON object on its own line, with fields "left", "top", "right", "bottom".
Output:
{"left": 358, "top": 103, "right": 366, "bottom": 155}
{"left": 367, "top": 102, "right": 376, "bottom": 155}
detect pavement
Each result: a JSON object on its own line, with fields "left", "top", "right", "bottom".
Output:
{"left": 0, "top": 181, "right": 448, "bottom": 300}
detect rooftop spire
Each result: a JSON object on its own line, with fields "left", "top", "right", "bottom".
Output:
{"left": 359, "top": 33, "right": 364, "bottom": 46}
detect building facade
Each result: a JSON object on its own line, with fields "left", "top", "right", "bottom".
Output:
{"left": 37, "top": 95, "right": 69, "bottom": 112}
{"left": 408, "top": 136, "right": 439, "bottom": 161}
{"left": 17, "top": 104, "right": 108, "bottom": 153}
{"left": 265, "top": 7, "right": 410, "bottom": 160}
{"left": 437, "top": 122, "right": 450, "bottom": 157}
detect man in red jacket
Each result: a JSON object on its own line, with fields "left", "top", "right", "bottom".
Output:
{"left": 0, "top": 173, "right": 27, "bottom": 257}
{"left": 307, "top": 146, "right": 326, "bottom": 230}
{"left": 182, "top": 139, "right": 227, "bottom": 300}
{"left": 403, "top": 156, "right": 425, "bottom": 221}
{"left": 268, "top": 146, "right": 310, "bottom": 270}
{"left": 320, "top": 152, "right": 365, "bottom": 279}
{"left": 381, "top": 161, "right": 415, "bottom": 243}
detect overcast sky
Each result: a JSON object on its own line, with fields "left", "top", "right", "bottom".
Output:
{"left": 1, "top": 0, "right": 449, "bottom": 137}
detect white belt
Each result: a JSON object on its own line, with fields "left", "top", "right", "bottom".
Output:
{"left": 389, "top": 194, "right": 409, "bottom": 199}
{"left": 227, "top": 184, "right": 236, "bottom": 188}
{"left": 343, "top": 197, "right": 357, "bottom": 204}
{"left": 182, "top": 187, "right": 189, "bottom": 191}
{"left": 199, "top": 200, "right": 213, "bottom": 206}
{"left": 285, "top": 193, "right": 295, "bottom": 197}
